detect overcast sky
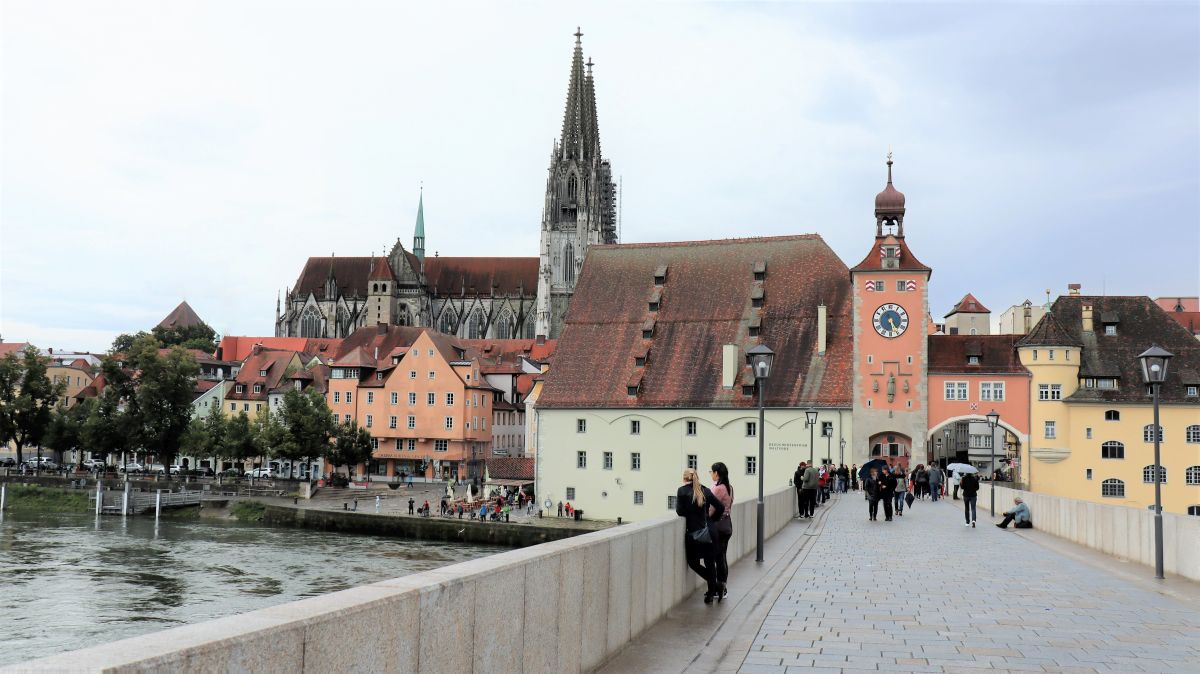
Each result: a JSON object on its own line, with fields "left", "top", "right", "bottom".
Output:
{"left": 2, "top": 1, "right": 1197, "bottom": 353}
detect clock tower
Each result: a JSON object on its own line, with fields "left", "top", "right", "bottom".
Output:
{"left": 849, "top": 154, "right": 932, "bottom": 471}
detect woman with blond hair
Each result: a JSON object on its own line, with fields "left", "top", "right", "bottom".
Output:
{"left": 676, "top": 467, "right": 724, "bottom": 603}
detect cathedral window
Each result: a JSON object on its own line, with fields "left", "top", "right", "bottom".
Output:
{"left": 300, "top": 307, "right": 322, "bottom": 338}
{"left": 496, "top": 314, "right": 512, "bottom": 339}
{"left": 567, "top": 174, "right": 578, "bottom": 201}
{"left": 563, "top": 243, "right": 575, "bottom": 285}
{"left": 439, "top": 310, "right": 458, "bottom": 335}
{"left": 522, "top": 316, "right": 535, "bottom": 339}
{"left": 469, "top": 310, "right": 486, "bottom": 339}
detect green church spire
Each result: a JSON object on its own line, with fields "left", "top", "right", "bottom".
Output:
{"left": 413, "top": 186, "right": 425, "bottom": 265}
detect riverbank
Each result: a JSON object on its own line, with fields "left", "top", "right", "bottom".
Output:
{"left": 1, "top": 484, "right": 92, "bottom": 513}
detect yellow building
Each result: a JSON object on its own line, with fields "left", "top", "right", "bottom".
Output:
{"left": 1019, "top": 296, "right": 1200, "bottom": 516}
{"left": 47, "top": 359, "right": 94, "bottom": 408}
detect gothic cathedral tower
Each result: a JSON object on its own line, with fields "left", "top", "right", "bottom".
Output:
{"left": 849, "top": 155, "right": 933, "bottom": 471}
{"left": 535, "top": 28, "right": 617, "bottom": 338}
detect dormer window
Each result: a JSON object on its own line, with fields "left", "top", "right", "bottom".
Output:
{"left": 642, "top": 329, "right": 653, "bottom": 338}
{"left": 649, "top": 301, "right": 659, "bottom": 311}
{"left": 294, "top": 380, "right": 302, "bottom": 390}
{"left": 653, "top": 264, "right": 667, "bottom": 286}
{"left": 881, "top": 245, "right": 901, "bottom": 269}
{"left": 626, "top": 385, "right": 638, "bottom": 396}
{"left": 253, "top": 384, "right": 262, "bottom": 394}
{"left": 259, "top": 369, "right": 267, "bottom": 376}
{"left": 1104, "top": 324, "right": 1116, "bottom": 336}
{"left": 753, "top": 260, "right": 767, "bottom": 282}
{"left": 235, "top": 384, "right": 244, "bottom": 394}
{"left": 967, "top": 356, "right": 980, "bottom": 365}
{"left": 635, "top": 356, "right": 646, "bottom": 367}
{"left": 376, "top": 372, "right": 384, "bottom": 381}
{"left": 392, "top": 356, "right": 400, "bottom": 365}
{"left": 751, "top": 286, "right": 764, "bottom": 309}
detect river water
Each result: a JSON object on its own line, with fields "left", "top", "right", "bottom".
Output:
{"left": 0, "top": 510, "right": 499, "bottom": 666}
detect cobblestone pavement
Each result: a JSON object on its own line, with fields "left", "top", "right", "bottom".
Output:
{"left": 739, "top": 495, "right": 1200, "bottom": 674}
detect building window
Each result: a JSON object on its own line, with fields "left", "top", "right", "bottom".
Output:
{"left": 1142, "top": 465, "right": 1167, "bottom": 484}
{"left": 634, "top": 491, "right": 644, "bottom": 505}
{"left": 409, "top": 371, "right": 417, "bottom": 379}
{"left": 434, "top": 440, "right": 448, "bottom": 452}
{"left": 746, "top": 421, "right": 757, "bottom": 437}
{"left": 365, "top": 415, "right": 373, "bottom": 428}
{"left": 630, "top": 420, "right": 641, "bottom": 435}
{"left": 370, "top": 438, "right": 379, "bottom": 450}
{"left": 408, "top": 392, "right": 416, "bottom": 405}
{"left": 967, "top": 356, "right": 980, "bottom": 365}
{"left": 1086, "top": 469, "right": 1093, "bottom": 480}
{"left": 980, "top": 382, "right": 1005, "bottom": 401}
{"left": 344, "top": 414, "right": 351, "bottom": 423}
{"left": 1186, "top": 425, "right": 1200, "bottom": 443}
{"left": 1185, "top": 466, "right": 1200, "bottom": 486}
{"left": 428, "top": 371, "right": 436, "bottom": 379}
{"left": 427, "top": 393, "right": 436, "bottom": 406}
{"left": 1104, "top": 324, "right": 1116, "bottom": 336}
{"left": 1044, "top": 421, "right": 1056, "bottom": 439}
{"left": 446, "top": 393, "right": 455, "bottom": 406}
{"left": 1101, "top": 479, "right": 1124, "bottom": 498}
{"left": 687, "top": 454, "right": 697, "bottom": 470}
{"left": 1188, "top": 506, "right": 1200, "bottom": 517}
{"left": 1098, "top": 378, "right": 1117, "bottom": 390}
{"left": 407, "top": 439, "right": 416, "bottom": 451}
{"left": 1038, "top": 384, "right": 1062, "bottom": 401}
{"left": 1104, "top": 410, "right": 1120, "bottom": 421}
{"left": 821, "top": 421, "right": 833, "bottom": 437}
{"left": 944, "top": 382, "right": 968, "bottom": 401}
{"left": 1188, "top": 386, "right": 1199, "bottom": 397}
{"left": 365, "top": 392, "right": 373, "bottom": 404}
{"left": 577, "top": 419, "right": 587, "bottom": 433}
{"left": 1049, "top": 350, "right": 1055, "bottom": 361}
{"left": 603, "top": 452, "right": 612, "bottom": 470}
{"left": 1143, "top": 424, "right": 1163, "bottom": 443}
{"left": 746, "top": 456, "right": 757, "bottom": 475}
{"left": 390, "top": 392, "right": 398, "bottom": 405}
{"left": 346, "top": 392, "right": 353, "bottom": 404}
{"left": 577, "top": 451, "right": 587, "bottom": 469}
{"left": 444, "top": 417, "right": 454, "bottom": 430}
{"left": 395, "top": 438, "right": 402, "bottom": 451}
{"left": 407, "top": 415, "right": 415, "bottom": 429}
{"left": 235, "top": 384, "right": 245, "bottom": 394}
{"left": 389, "top": 416, "right": 397, "bottom": 429}
{"left": 667, "top": 495, "right": 676, "bottom": 510}
{"left": 867, "top": 355, "right": 873, "bottom": 364}
{"left": 1086, "top": 427, "right": 1092, "bottom": 439}
{"left": 631, "top": 453, "right": 641, "bottom": 470}
{"left": 566, "top": 487, "right": 576, "bottom": 500}
{"left": 686, "top": 420, "right": 697, "bottom": 436}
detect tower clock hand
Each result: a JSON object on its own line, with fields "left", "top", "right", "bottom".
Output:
{"left": 889, "top": 317, "right": 899, "bottom": 331}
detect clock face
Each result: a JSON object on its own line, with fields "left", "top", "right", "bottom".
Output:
{"left": 873, "top": 303, "right": 909, "bottom": 338}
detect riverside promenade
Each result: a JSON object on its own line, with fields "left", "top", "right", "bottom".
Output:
{"left": 603, "top": 493, "right": 1200, "bottom": 674}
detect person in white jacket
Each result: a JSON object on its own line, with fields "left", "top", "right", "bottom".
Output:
{"left": 950, "top": 470, "right": 962, "bottom": 500}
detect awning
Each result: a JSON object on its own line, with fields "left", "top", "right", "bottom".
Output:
{"left": 485, "top": 478, "right": 534, "bottom": 487}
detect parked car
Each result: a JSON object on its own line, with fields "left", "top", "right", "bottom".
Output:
{"left": 196, "top": 466, "right": 215, "bottom": 477}
{"left": 248, "top": 467, "right": 275, "bottom": 479}
{"left": 120, "top": 462, "right": 146, "bottom": 474}
{"left": 156, "top": 465, "right": 181, "bottom": 476}
{"left": 23, "top": 457, "right": 59, "bottom": 471}
{"left": 219, "top": 467, "right": 243, "bottom": 478}
{"left": 82, "top": 459, "right": 109, "bottom": 471}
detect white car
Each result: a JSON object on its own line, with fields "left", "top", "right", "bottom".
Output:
{"left": 82, "top": 459, "right": 108, "bottom": 471}
{"left": 23, "top": 457, "right": 59, "bottom": 470}
{"left": 120, "top": 462, "right": 146, "bottom": 474}
{"left": 248, "top": 467, "right": 275, "bottom": 479}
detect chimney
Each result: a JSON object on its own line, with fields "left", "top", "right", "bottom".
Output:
{"left": 721, "top": 344, "right": 738, "bottom": 388}
{"left": 374, "top": 346, "right": 379, "bottom": 360}
{"left": 817, "top": 305, "right": 828, "bottom": 355}
{"left": 252, "top": 343, "right": 262, "bottom": 355}
{"left": 1068, "top": 283, "right": 1081, "bottom": 296}
{"left": 377, "top": 323, "right": 387, "bottom": 334}
{"left": 1022, "top": 303, "right": 1032, "bottom": 333}
{"left": 1082, "top": 304, "right": 1093, "bottom": 333}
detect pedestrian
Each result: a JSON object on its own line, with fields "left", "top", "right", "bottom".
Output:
{"left": 709, "top": 462, "right": 734, "bottom": 599}
{"left": 927, "top": 463, "right": 942, "bottom": 502}
{"left": 951, "top": 469, "right": 961, "bottom": 500}
{"left": 817, "top": 464, "right": 830, "bottom": 504}
{"left": 892, "top": 466, "right": 907, "bottom": 517}
{"left": 915, "top": 464, "right": 929, "bottom": 500}
{"left": 408, "top": 497, "right": 415, "bottom": 515}
{"left": 879, "top": 467, "right": 896, "bottom": 521}
{"left": 838, "top": 464, "right": 850, "bottom": 493}
{"left": 479, "top": 503, "right": 488, "bottom": 520}
{"left": 565, "top": 502, "right": 573, "bottom": 518}
{"left": 676, "top": 468, "right": 724, "bottom": 604}
{"left": 793, "top": 462, "right": 804, "bottom": 518}
{"left": 864, "top": 468, "right": 880, "bottom": 520}
{"left": 800, "top": 461, "right": 819, "bottom": 518}
{"left": 422, "top": 499, "right": 429, "bottom": 517}
{"left": 457, "top": 503, "right": 464, "bottom": 519}
{"left": 960, "top": 471, "right": 979, "bottom": 527}
{"left": 996, "top": 497, "right": 1032, "bottom": 529}
{"left": 850, "top": 465, "right": 859, "bottom": 491}
{"left": 557, "top": 501, "right": 564, "bottom": 517}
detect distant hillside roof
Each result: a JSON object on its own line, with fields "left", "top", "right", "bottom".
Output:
{"left": 157, "top": 301, "right": 205, "bottom": 330}
{"left": 945, "top": 293, "right": 990, "bottom": 317}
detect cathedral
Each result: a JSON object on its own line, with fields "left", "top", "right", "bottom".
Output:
{"left": 275, "top": 29, "right": 617, "bottom": 340}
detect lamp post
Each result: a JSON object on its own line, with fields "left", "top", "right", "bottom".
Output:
{"left": 747, "top": 344, "right": 774, "bottom": 564}
{"left": 1139, "top": 345, "right": 1173, "bottom": 580}
{"left": 824, "top": 427, "right": 832, "bottom": 464}
{"left": 805, "top": 407, "right": 817, "bottom": 465}
{"left": 986, "top": 409, "right": 1000, "bottom": 517}
{"left": 839, "top": 438, "right": 846, "bottom": 467}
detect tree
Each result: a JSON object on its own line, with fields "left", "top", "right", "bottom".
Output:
{"left": 274, "top": 388, "right": 335, "bottom": 479}
{"left": 0, "top": 347, "right": 67, "bottom": 469}
{"left": 44, "top": 397, "right": 94, "bottom": 469}
{"left": 109, "top": 331, "right": 152, "bottom": 355}
{"left": 328, "top": 421, "right": 373, "bottom": 479}
{"left": 224, "top": 412, "right": 258, "bottom": 469}
{"left": 152, "top": 323, "right": 218, "bottom": 354}
{"left": 199, "top": 403, "right": 228, "bottom": 467}
{"left": 100, "top": 335, "right": 198, "bottom": 472}
{"left": 84, "top": 389, "right": 129, "bottom": 468}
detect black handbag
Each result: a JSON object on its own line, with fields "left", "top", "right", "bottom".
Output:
{"left": 690, "top": 523, "right": 712, "bottom": 544}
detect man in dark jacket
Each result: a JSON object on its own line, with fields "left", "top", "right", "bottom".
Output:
{"left": 879, "top": 467, "right": 897, "bottom": 521}
{"left": 794, "top": 463, "right": 805, "bottom": 518}
{"left": 960, "top": 472, "right": 980, "bottom": 527}
{"left": 800, "top": 462, "right": 819, "bottom": 518}
{"left": 864, "top": 468, "right": 881, "bottom": 520}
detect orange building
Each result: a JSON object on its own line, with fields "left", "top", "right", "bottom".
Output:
{"left": 326, "top": 327, "right": 495, "bottom": 481}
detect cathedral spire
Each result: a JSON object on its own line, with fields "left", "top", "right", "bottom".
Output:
{"left": 413, "top": 186, "right": 426, "bottom": 268}
{"left": 559, "top": 27, "right": 592, "bottom": 161}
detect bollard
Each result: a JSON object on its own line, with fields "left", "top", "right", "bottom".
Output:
{"left": 123, "top": 482, "right": 130, "bottom": 517}
{"left": 155, "top": 489, "right": 162, "bottom": 522}
{"left": 95, "top": 481, "right": 102, "bottom": 516}
{"left": 375, "top": 495, "right": 381, "bottom": 513}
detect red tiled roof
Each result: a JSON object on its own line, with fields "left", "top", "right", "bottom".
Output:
{"left": 368, "top": 256, "right": 395, "bottom": 282}
{"left": 75, "top": 373, "right": 107, "bottom": 399}
{"left": 216, "top": 336, "right": 341, "bottom": 362}
{"left": 227, "top": 349, "right": 301, "bottom": 401}
{"left": 1164, "top": 311, "right": 1200, "bottom": 336}
{"left": 157, "top": 301, "right": 205, "bottom": 329}
{"left": 849, "top": 235, "right": 931, "bottom": 273}
{"left": 487, "top": 457, "right": 534, "bottom": 481}
{"left": 928, "top": 335, "right": 1027, "bottom": 374}
{"left": 1154, "top": 297, "right": 1199, "bottom": 313}
{"left": 333, "top": 324, "right": 428, "bottom": 369}
{"left": 945, "top": 293, "right": 990, "bottom": 317}
{"left": 293, "top": 257, "right": 373, "bottom": 300}
{"left": 456, "top": 338, "right": 557, "bottom": 374}
{"left": 539, "top": 235, "right": 853, "bottom": 409}
{"left": 194, "top": 379, "right": 219, "bottom": 394}
{"left": 424, "top": 257, "right": 537, "bottom": 297}
{"left": 333, "top": 346, "right": 376, "bottom": 368}
{"left": 0, "top": 342, "right": 31, "bottom": 357}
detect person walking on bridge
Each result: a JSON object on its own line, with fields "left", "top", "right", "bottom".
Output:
{"left": 879, "top": 467, "right": 897, "bottom": 521}
{"left": 928, "top": 464, "right": 944, "bottom": 502}
{"left": 892, "top": 467, "right": 907, "bottom": 517}
{"left": 960, "top": 471, "right": 979, "bottom": 527}
{"left": 864, "top": 468, "right": 881, "bottom": 521}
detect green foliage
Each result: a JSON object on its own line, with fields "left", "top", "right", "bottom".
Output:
{"left": 2, "top": 485, "right": 92, "bottom": 513}
{"left": 224, "top": 412, "right": 258, "bottom": 463}
{"left": 152, "top": 322, "right": 218, "bottom": 354}
{"left": 229, "top": 500, "right": 266, "bottom": 521}
{"left": 83, "top": 389, "right": 128, "bottom": 465}
{"left": 0, "top": 347, "right": 68, "bottom": 465}
{"left": 276, "top": 388, "right": 336, "bottom": 463}
{"left": 44, "top": 397, "right": 95, "bottom": 467}
{"left": 327, "top": 421, "right": 373, "bottom": 473}
{"left": 109, "top": 331, "right": 151, "bottom": 355}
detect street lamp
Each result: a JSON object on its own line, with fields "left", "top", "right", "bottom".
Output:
{"left": 746, "top": 344, "right": 774, "bottom": 564}
{"left": 986, "top": 409, "right": 1000, "bottom": 517}
{"left": 824, "top": 425, "right": 832, "bottom": 464}
{"left": 839, "top": 438, "right": 846, "bottom": 467}
{"left": 805, "top": 407, "right": 817, "bottom": 465}
{"left": 1139, "top": 345, "right": 1173, "bottom": 580}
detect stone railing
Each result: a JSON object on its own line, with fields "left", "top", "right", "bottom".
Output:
{"left": 8, "top": 487, "right": 797, "bottom": 673}
{"left": 980, "top": 483, "right": 1200, "bottom": 582}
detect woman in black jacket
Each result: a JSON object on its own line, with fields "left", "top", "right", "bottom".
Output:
{"left": 676, "top": 468, "right": 724, "bottom": 604}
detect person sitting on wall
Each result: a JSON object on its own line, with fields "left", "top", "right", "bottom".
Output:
{"left": 996, "top": 497, "right": 1032, "bottom": 529}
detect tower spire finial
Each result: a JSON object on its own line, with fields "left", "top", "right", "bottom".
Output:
{"left": 886, "top": 146, "right": 893, "bottom": 183}
{"left": 575, "top": 26, "right": 582, "bottom": 42}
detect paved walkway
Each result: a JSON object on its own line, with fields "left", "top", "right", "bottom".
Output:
{"left": 603, "top": 492, "right": 1200, "bottom": 673}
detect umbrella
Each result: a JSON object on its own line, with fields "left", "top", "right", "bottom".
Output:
{"left": 858, "top": 459, "right": 888, "bottom": 478}
{"left": 946, "top": 463, "right": 978, "bottom": 474}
